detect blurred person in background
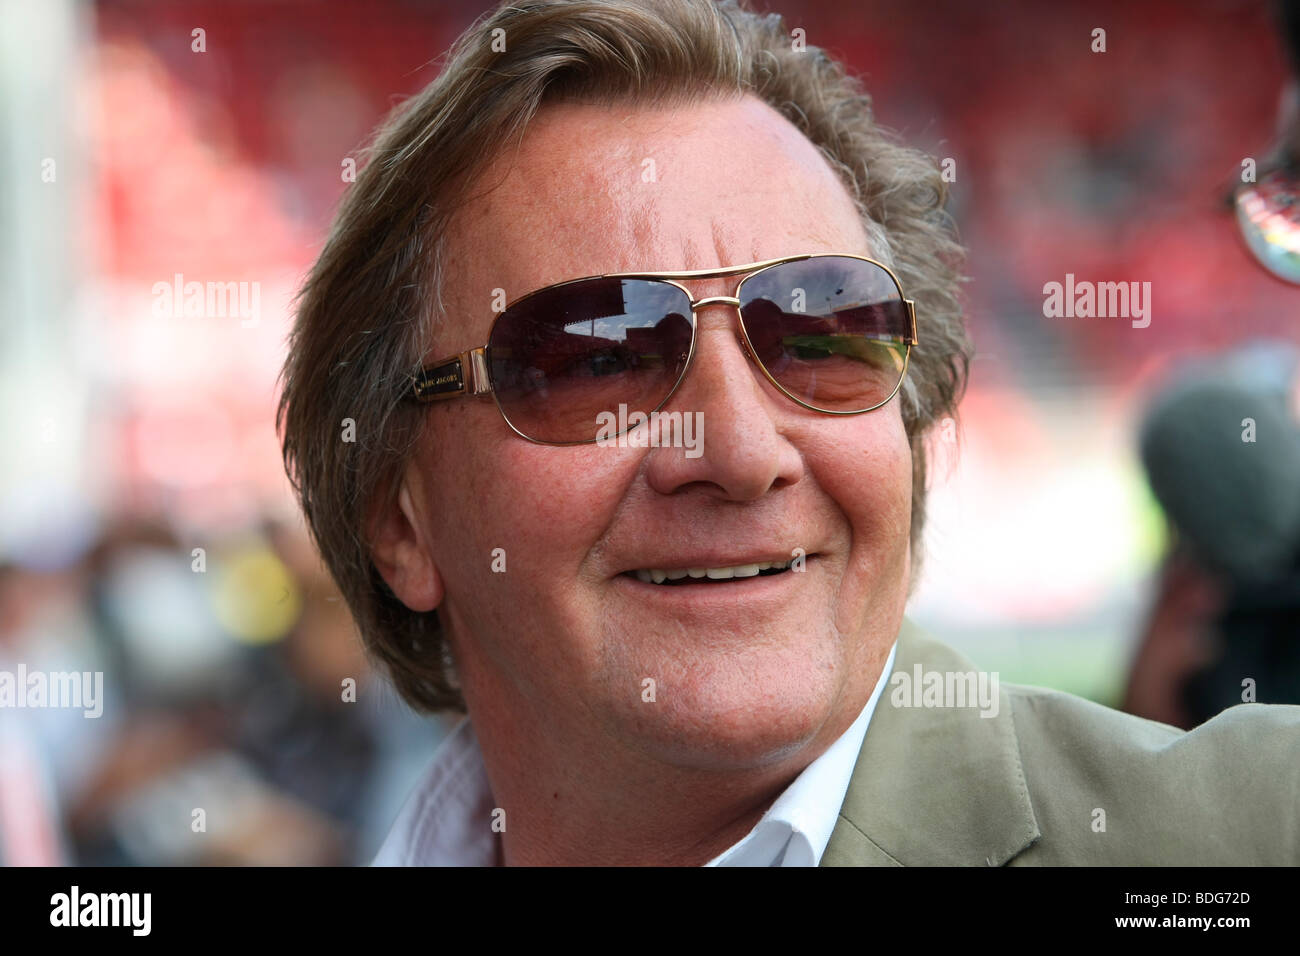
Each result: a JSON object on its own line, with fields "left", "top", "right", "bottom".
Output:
{"left": 1126, "top": 2, "right": 1300, "bottom": 730}
{"left": 64, "top": 519, "right": 397, "bottom": 865}
{"left": 64, "top": 520, "right": 336, "bottom": 865}
{"left": 1125, "top": 342, "right": 1300, "bottom": 728}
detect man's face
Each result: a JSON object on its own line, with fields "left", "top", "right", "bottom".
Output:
{"left": 391, "top": 94, "right": 913, "bottom": 770}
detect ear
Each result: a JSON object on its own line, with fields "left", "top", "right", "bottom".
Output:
{"left": 367, "top": 464, "right": 444, "bottom": 612}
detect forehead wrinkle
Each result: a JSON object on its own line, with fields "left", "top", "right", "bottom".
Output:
{"left": 506, "top": 203, "right": 668, "bottom": 292}
{"left": 438, "top": 96, "right": 876, "bottom": 352}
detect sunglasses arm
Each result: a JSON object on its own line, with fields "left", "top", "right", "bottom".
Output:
{"left": 412, "top": 347, "right": 491, "bottom": 402}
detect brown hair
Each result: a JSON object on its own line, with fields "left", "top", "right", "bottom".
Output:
{"left": 278, "top": 0, "right": 971, "bottom": 714}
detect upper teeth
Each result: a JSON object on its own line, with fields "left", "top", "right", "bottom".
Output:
{"left": 633, "top": 560, "right": 791, "bottom": 584}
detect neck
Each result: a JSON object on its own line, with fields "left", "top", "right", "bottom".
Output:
{"left": 456, "top": 672, "right": 861, "bottom": 867}
{"left": 480, "top": 717, "right": 809, "bottom": 867}
{"left": 441, "top": 611, "right": 893, "bottom": 867}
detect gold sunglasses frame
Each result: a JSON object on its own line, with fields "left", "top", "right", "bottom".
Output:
{"left": 410, "top": 252, "right": 918, "bottom": 446}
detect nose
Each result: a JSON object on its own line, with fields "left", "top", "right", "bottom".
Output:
{"left": 642, "top": 298, "right": 805, "bottom": 501}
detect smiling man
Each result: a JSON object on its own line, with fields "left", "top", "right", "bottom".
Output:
{"left": 278, "top": 0, "right": 1300, "bottom": 866}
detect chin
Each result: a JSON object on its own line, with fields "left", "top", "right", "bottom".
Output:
{"left": 608, "top": 646, "right": 847, "bottom": 772}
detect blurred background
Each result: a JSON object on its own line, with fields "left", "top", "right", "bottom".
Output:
{"left": 0, "top": 0, "right": 1297, "bottom": 864}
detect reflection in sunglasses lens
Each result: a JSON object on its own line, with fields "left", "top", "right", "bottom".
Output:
{"left": 738, "top": 257, "right": 910, "bottom": 412}
{"left": 488, "top": 278, "right": 693, "bottom": 442}
{"left": 1236, "top": 166, "right": 1300, "bottom": 285}
{"left": 482, "top": 257, "right": 912, "bottom": 442}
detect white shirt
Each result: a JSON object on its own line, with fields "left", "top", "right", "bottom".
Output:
{"left": 373, "top": 640, "right": 898, "bottom": 867}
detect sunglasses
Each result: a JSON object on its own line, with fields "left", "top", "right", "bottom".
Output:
{"left": 410, "top": 252, "right": 918, "bottom": 445}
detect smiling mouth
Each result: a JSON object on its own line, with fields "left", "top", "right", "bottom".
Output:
{"left": 624, "top": 559, "right": 803, "bottom": 586}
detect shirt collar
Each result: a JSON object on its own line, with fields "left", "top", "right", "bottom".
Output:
{"left": 705, "top": 639, "right": 898, "bottom": 867}
{"left": 371, "top": 714, "right": 498, "bottom": 866}
{"left": 373, "top": 640, "right": 897, "bottom": 867}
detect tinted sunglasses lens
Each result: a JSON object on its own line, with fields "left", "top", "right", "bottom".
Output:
{"left": 738, "top": 256, "right": 911, "bottom": 412}
{"left": 487, "top": 278, "right": 694, "bottom": 442}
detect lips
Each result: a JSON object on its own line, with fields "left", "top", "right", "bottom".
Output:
{"left": 623, "top": 555, "right": 809, "bottom": 585}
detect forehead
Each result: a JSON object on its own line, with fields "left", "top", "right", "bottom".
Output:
{"left": 437, "top": 94, "right": 871, "bottom": 335}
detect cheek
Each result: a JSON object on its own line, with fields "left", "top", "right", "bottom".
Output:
{"left": 870, "top": 408, "right": 913, "bottom": 515}
{"left": 500, "top": 443, "right": 634, "bottom": 551}
{"left": 429, "top": 428, "right": 638, "bottom": 589}
{"left": 422, "top": 428, "right": 642, "bottom": 693}
{"left": 808, "top": 407, "right": 913, "bottom": 579}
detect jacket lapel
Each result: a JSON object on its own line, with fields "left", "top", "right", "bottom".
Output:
{"left": 821, "top": 618, "right": 1040, "bottom": 866}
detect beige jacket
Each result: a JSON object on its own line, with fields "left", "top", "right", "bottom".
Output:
{"left": 822, "top": 619, "right": 1300, "bottom": 865}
